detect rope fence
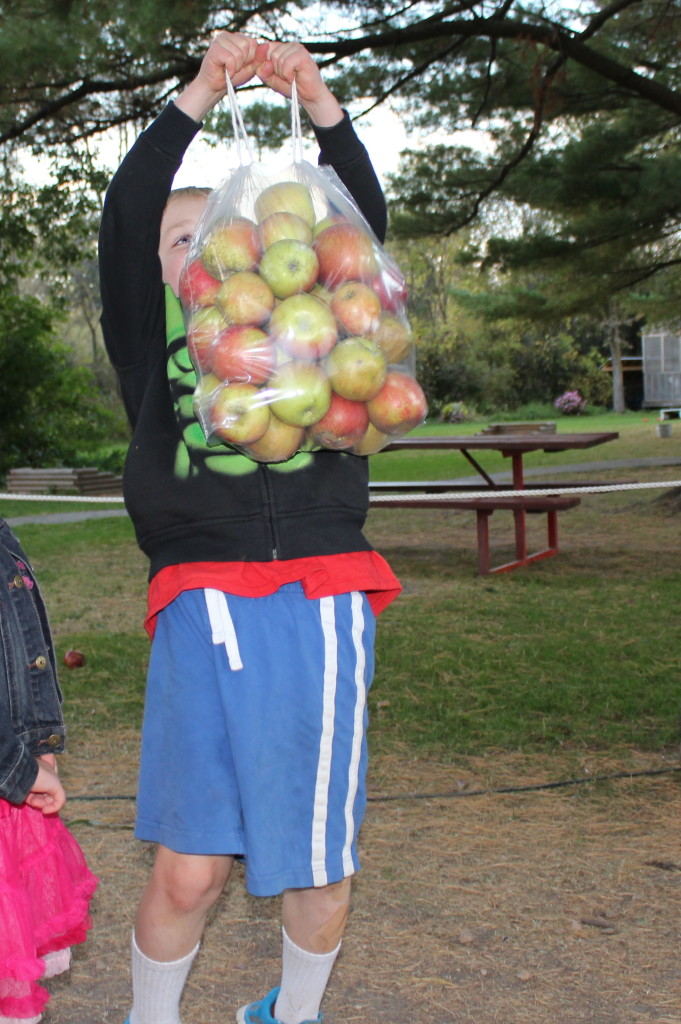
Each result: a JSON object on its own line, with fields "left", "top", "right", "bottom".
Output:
{"left": 1, "top": 478, "right": 681, "bottom": 506}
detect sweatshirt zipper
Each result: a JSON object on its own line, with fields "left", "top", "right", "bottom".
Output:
{"left": 259, "top": 465, "right": 279, "bottom": 559}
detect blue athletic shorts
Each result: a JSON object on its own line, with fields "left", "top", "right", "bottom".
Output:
{"left": 135, "top": 583, "right": 376, "bottom": 897}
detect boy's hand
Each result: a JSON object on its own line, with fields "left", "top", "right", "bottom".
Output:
{"left": 25, "top": 756, "right": 66, "bottom": 815}
{"left": 256, "top": 42, "right": 344, "bottom": 127}
{"left": 176, "top": 32, "right": 260, "bottom": 122}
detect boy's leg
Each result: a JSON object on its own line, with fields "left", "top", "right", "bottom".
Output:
{"left": 129, "top": 846, "right": 233, "bottom": 1024}
{"left": 237, "top": 879, "right": 351, "bottom": 1024}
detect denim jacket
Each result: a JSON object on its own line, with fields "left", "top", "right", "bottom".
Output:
{"left": 0, "top": 518, "right": 65, "bottom": 804}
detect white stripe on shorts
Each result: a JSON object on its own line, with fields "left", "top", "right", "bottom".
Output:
{"left": 311, "top": 592, "right": 366, "bottom": 887}
{"left": 342, "top": 590, "right": 367, "bottom": 874}
{"left": 204, "top": 589, "right": 244, "bottom": 671}
{"left": 311, "top": 596, "right": 338, "bottom": 886}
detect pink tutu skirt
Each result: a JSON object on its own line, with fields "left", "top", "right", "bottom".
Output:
{"left": 0, "top": 799, "right": 98, "bottom": 1019}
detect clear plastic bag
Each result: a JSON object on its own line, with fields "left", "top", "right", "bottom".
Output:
{"left": 180, "top": 80, "right": 427, "bottom": 462}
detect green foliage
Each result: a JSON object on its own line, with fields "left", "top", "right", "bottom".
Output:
{"left": 0, "top": 290, "right": 124, "bottom": 477}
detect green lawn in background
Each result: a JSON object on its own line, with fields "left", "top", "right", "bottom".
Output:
{"left": 3, "top": 410, "right": 680, "bottom": 760}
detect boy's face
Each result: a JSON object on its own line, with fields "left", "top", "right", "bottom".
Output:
{"left": 159, "top": 194, "right": 208, "bottom": 295}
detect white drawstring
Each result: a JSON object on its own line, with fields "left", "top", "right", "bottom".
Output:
{"left": 204, "top": 589, "right": 244, "bottom": 671}
{"left": 224, "top": 73, "right": 303, "bottom": 165}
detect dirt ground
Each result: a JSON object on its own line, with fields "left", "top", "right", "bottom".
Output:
{"left": 43, "top": 741, "right": 681, "bottom": 1024}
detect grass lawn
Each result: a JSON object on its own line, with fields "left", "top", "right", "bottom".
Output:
{"left": 3, "top": 408, "right": 680, "bottom": 764}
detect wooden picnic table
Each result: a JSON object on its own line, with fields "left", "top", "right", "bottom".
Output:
{"left": 369, "top": 431, "right": 619, "bottom": 574}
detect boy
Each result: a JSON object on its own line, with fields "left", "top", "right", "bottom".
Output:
{"left": 99, "top": 31, "right": 401, "bottom": 1024}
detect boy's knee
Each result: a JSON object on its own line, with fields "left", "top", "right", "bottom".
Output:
{"left": 153, "top": 849, "right": 232, "bottom": 914}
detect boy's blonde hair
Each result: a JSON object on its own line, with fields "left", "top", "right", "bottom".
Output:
{"left": 166, "top": 185, "right": 212, "bottom": 206}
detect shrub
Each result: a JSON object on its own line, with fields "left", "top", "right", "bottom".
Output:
{"left": 554, "top": 389, "right": 586, "bottom": 415}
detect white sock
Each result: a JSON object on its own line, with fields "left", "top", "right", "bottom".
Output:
{"left": 129, "top": 931, "right": 199, "bottom": 1024}
{"left": 42, "top": 947, "right": 72, "bottom": 977}
{"left": 0, "top": 1017, "right": 41, "bottom": 1024}
{"left": 274, "top": 928, "right": 340, "bottom": 1024}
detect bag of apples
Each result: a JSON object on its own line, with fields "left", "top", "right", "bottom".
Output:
{"left": 181, "top": 80, "right": 427, "bottom": 463}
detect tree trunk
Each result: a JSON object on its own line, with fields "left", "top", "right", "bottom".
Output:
{"left": 610, "top": 324, "right": 626, "bottom": 413}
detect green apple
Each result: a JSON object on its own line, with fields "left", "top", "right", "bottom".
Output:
{"left": 267, "top": 361, "right": 332, "bottom": 427}
{"left": 325, "top": 336, "right": 387, "bottom": 401}
{"left": 254, "top": 181, "right": 316, "bottom": 228}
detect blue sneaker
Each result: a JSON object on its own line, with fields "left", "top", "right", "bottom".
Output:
{"left": 236, "top": 986, "right": 323, "bottom": 1024}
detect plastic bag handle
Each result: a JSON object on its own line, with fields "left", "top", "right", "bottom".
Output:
{"left": 225, "top": 73, "right": 303, "bottom": 165}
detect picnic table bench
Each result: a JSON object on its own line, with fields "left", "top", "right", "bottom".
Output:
{"left": 6, "top": 467, "right": 123, "bottom": 496}
{"left": 368, "top": 431, "right": 618, "bottom": 574}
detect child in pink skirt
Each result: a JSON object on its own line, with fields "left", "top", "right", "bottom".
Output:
{"left": 0, "top": 517, "right": 98, "bottom": 1023}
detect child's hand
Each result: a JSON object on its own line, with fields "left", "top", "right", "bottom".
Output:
{"left": 25, "top": 756, "right": 66, "bottom": 814}
{"left": 256, "top": 42, "right": 344, "bottom": 127}
{"left": 176, "top": 32, "right": 260, "bottom": 122}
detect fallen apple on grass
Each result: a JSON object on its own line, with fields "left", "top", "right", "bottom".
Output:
{"left": 63, "top": 649, "right": 86, "bottom": 668}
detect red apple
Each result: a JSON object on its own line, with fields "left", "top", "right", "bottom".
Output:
{"left": 351, "top": 422, "right": 391, "bottom": 455}
{"left": 258, "top": 239, "right": 319, "bottom": 299}
{"left": 254, "top": 181, "right": 316, "bottom": 228}
{"left": 331, "top": 280, "right": 382, "bottom": 336}
{"left": 308, "top": 392, "right": 370, "bottom": 450}
{"left": 63, "top": 649, "right": 86, "bottom": 668}
{"left": 369, "top": 313, "right": 412, "bottom": 364}
{"left": 366, "top": 371, "right": 428, "bottom": 435}
{"left": 372, "top": 265, "right": 408, "bottom": 312}
{"left": 179, "top": 259, "right": 221, "bottom": 309}
{"left": 209, "top": 382, "right": 271, "bottom": 445}
{"left": 312, "top": 213, "right": 348, "bottom": 239}
{"left": 186, "top": 306, "right": 228, "bottom": 371}
{"left": 243, "top": 413, "right": 306, "bottom": 463}
{"left": 218, "top": 271, "right": 275, "bottom": 326}
{"left": 211, "top": 325, "right": 276, "bottom": 385}
{"left": 325, "top": 336, "right": 387, "bottom": 401}
{"left": 258, "top": 211, "right": 313, "bottom": 249}
{"left": 313, "top": 222, "right": 379, "bottom": 286}
{"left": 201, "top": 218, "right": 260, "bottom": 278}
{"left": 267, "top": 361, "right": 332, "bottom": 427}
{"left": 268, "top": 294, "right": 338, "bottom": 360}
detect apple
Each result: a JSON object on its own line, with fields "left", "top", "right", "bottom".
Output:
{"left": 372, "top": 265, "right": 408, "bottom": 312}
{"left": 267, "top": 361, "right": 332, "bottom": 427}
{"left": 254, "top": 181, "right": 316, "bottom": 228}
{"left": 186, "top": 306, "right": 228, "bottom": 371}
{"left": 325, "top": 336, "right": 387, "bottom": 401}
{"left": 312, "top": 213, "right": 347, "bottom": 239}
{"left": 313, "top": 222, "right": 379, "bottom": 286}
{"left": 179, "top": 259, "right": 221, "bottom": 309}
{"left": 209, "top": 382, "right": 271, "bottom": 445}
{"left": 369, "top": 313, "right": 412, "bottom": 364}
{"left": 211, "top": 325, "right": 276, "bottom": 384}
{"left": 310, "top": 283, "right": 334, "bottom": 307}
{"left": 243, "top": 412, "right": 306, "bottom": 463}
{"left": 258, "top": 239, "right": 320, "bottom": 299}
{"left": 200, "top": 217, "right": 260, "bottom": 278}
{"left": 192, "top": 372, "right": 222, "bottom": 422}
{"left": 63, "top": 649, "right": 86, "bottom": 668}
{"left": 268, "top": 293, "right": 338, "bottom": 360}
{"left": 366, "top": 370, "right": 428, "bottom": 435}
{"left": 351, "top": 421, "right": 391, "bottom": 455}
{"left": 218, "top": 270, "right": 275, "bottom": 326}
{"left": 308, "top": 393, "right": 370, "bottom": 450}
{"left": 258, "top": 211, "right": 313, "bottom": 249}
{"left": 331, "top": 280, "right": 382, "bottom": 336}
